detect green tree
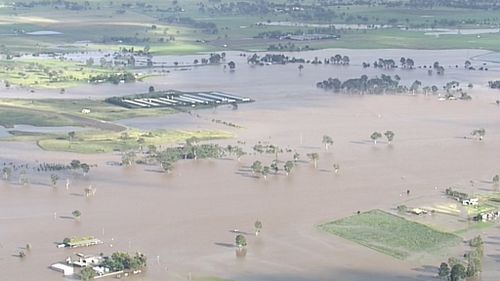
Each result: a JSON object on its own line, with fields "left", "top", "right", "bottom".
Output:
{"left": 235, "top": 234, "right": 247, "bottom": 248}
{"left": 438, "top": 262, "right": 450, "bottom": 279}
{"left": 68, "top": 131, "right": 76, "bottom": 141}
{"left": 307, "top": 153, "right": 319, "bottom": 168}
{"left": 333, "top": 163, "right": 340, "bottom": 174}
{"left": 254, "top": 220, "right": 262, "bottom": 236}
{"left": 81, "top": 163, "right": 90, "bottom": 175}
{"left": 270, "top": 160, "right": 279, "bottom": 174}
{"left": 262, "top": 166, "right": 270, "bottom": 180}
{"left": 251, "top": 161, "right": 263, "bottom": 175}
{"left": 50, "top": 174, "right": 59, "bottom": 187}
{"left": 161, "top": 161, "right": 173, "bottom": 173}
{"left": 72, "top": 210, "right": 81, "bottom": 221}
{"left": 80, "top": 267, "right": 96, "bottom": 281}
{"left": 384, "top": 130, "right": 395, "bottom": 144}
{"left": 293, "top": 152, "right": 300, "bottom": 162}
{"left": 450, "top": 264, "right": 466, "bottom": 281}
{"left": 322, "top": 135, "right": 333, "bottom": 151}
{"left": 121, "top": 151, "right": 136, "bottom": 167}
{"left": 370, "top": 132, "right": 382, "bottom": 144}
{"left": 284, "top": 161, "right": 294, "bottom": 176}
{"left": 493, "top": 175, "right": 499, "bottom": 185}
{"left": 2, "top": 167, "right": 11, "bottom": 180}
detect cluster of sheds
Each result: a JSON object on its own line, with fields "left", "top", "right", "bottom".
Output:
{"left": 109, "top": 90, "right": 253, "bottom": 109}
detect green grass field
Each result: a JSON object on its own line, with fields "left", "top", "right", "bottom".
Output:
{"left": 318, "top": 210, "right": 461, "bottom": 259}
{"left": 0, "top": 99, "right": 175, "bottom": 122}
{"left": 0, "top": 105, "right": 78, "bottom": 128}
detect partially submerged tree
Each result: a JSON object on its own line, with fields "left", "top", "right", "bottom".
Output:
{"left": 333, "top": 163, "right": 340, "bottom": 174}
{"left": 370, "top": 132, "right": 382, "bottom": 144}
{"left": 254, "top": 220, "right": 262, "bottom": 236}
{"left": 471, "top": 128, "right": 486, "bottom": 140}
{"left": 262, "top": 166, "right": 270, "bottom": 180}
{"left": 161, "top": 161, "right": 174, "bottom": 173}
{"left": 384, "top": 130, "right": 395, "bottom": 144}
{"left": 251, "top": 161, "right": 263, "bottom": 175}
{"left": 322, "top": 135, "right": 334, "bottom": 151}
{"left": 50, "top": 174, "right": 59, "bottom": 187}
{"left": 2, "top": 167, "right": 11, "bottom": 180}
{"left": 438, "top": 262, "right": 450, "bottom": 279}
{"left": 72, "top": 210, "right": 81, "bottom": 221}
{"left": 235, "top": 234, "right": 247, "bottom": 248}
{"left": 307, "top": 153, "right": 319, "bottom": 168}
{"left": 284, "top": 161, "right": 294, "bottom": 176}
{"left": 493, "top": 175, "right": 499, "bottom": 186}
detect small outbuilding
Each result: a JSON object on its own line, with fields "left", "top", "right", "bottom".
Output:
{"left": 50, "top": 263, "right": 74, "bottom": 276}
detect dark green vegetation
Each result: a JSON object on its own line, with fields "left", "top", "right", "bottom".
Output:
{"left": 317, "top": 74, "right": 472, "bottom": 100}
{"left": 102, "top": 252, "right": 147, "bottom": 272}
{"left": 318, "top": 209, "right": 461, "bottom": 259}
{"left": 437, "top": 236, "right": 484, "bottom": 281}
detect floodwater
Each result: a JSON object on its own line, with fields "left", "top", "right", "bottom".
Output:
{"left": 0, "top": 125, "right": 87, "bottom": 139}
{"left": 25, "top": 31, "right": 63, "bottom": 35}
{"left": 2, "top": 48, "right": 500, "bottom": 100}
{"left": 404, "top": 28, "right": 500, "bottom": 36}
{"left": 2, "top": 49, "right": 500, "bottom": 281}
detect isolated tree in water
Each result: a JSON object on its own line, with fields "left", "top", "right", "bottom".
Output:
{"left": 333, "top": 163, "right": 340, "bottom": 174}
{"left": 384, "top": 130, "right": 395, "bottom": 144}
{"left": 72, "top": 210, "right": 81, "bottom": 221}
{"left": 235, "top": 234, "right": 247, "bottom": 248}
{"left": 322, "top": 135, "right": 333, "bottom": 151}
{"left": 2, "top": 167, "right": 11, "bottom": 180}
{"left": 471, "top": 128, "right": 485, "bottom": 140}
{"left": 254, "top": 220, "right": 263, "bottom": 236}
{"left": 50, "top": 174, "right": 59, "bottom": 187}
{"left": 370, "top": 132, "right": 382, "bottom": 144}
{"left": 284, "top": 161, "right": 294, "bottom": 176}
{"left": 493, "top": 175, "right": 500, "bottom": 186}
{"left": 307, "top": 153, "right": 319, "bottom": 168}
{"left": 251, "top": 161, "right": 263, "bottom": 175}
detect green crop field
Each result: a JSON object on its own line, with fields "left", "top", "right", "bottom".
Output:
{"left": 318, "top": 210, "right": 461, "bottom": 259}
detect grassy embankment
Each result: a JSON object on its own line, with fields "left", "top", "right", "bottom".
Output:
{"left": 318, "top": 209, "right": 461, "bottom": 260}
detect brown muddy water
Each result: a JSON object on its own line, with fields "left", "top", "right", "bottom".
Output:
{"left": 2, "top": 49, "right": 500, "bottom": 281}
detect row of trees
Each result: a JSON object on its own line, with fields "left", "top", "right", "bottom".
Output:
{"left": 250, "top": 160, "right": 295, "bottom": 179}
{"left": 317, "top": 74, "right": 472, "bottom": 97}
{"left": 371, "top": 131, "right": 395, "bottom": 144}
{"left": 438, "top": 236, "right": 484, "bottom": 281}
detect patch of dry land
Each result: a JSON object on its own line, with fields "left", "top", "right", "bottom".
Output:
{"left": 2, "top": 49, "right": 500, "bottom": 281}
